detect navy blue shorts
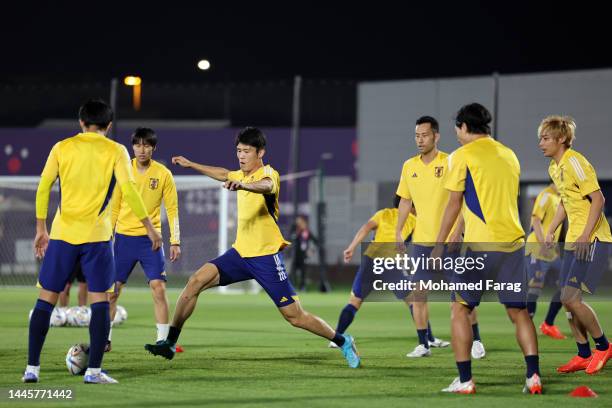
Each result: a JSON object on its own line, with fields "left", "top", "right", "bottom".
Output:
{"left": 210, "top": 248, "right": 296, "bottom": 307}
{"left": 114, "top": 233, "right": 166, "bottom": 284}
{"left": 38, "top": 239, "right": 114, "bottom": 293}
{"left": 526, "top": 255, "right": 562, "bottom": 289}
{"left": 451, "top": 247, "right": 528, "bottom": 309}
{"left": 351, "top": 255, "right": 410, "bottom": 300}
{"left": 560, "top": 240, "right": 611, "bottom": 294}
{"left": 68, "top": 263, "right": 86, "bottom": 284}
{"left": 409, "top": 244, "right": 455, "bottom": 287}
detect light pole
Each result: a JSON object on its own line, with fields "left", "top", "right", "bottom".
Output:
{"left": 123, "top": 76, "right": 142, "bottom": 111}
{"left": 316, "top": 152, "right": 333, "bottom": 293}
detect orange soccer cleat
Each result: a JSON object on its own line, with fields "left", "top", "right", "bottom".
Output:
{"left": 557, "top": 355, "right": 592, "bottom": 373}
{"left": 539, "top": 322, "right": 566, "bottom": 340}
{"left": 585, "top": 344, "right": 612, "bottom": 375}
{"left": 175, "top": 344, "right": 184, "bottom": 353}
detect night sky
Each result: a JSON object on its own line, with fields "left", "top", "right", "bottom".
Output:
{"left": 3, "top": 2, "right": 610, "bottom": 83}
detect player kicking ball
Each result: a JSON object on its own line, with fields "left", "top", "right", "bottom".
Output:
{"left": 108, "top": 128, "right": 183, "bottom": 352}
{"left": 145, "top": 127, "right": 360, "bottom": 368}
{"left": 23, "top": 99, "right": 161, "bottom": 384}
{"left": 539, "top": 116, "right": 612, "bottom": 374}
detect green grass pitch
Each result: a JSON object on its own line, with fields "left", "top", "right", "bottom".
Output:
{"left": 1, "top": 287, "right": 611, "bottom": 407}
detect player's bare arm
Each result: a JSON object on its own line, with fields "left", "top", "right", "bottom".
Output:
{"left": 344, "top": 220, "right": 378, "bottom": 263}
{"left": 545, "top": 202, "right": 566, "bottom": 246}
{"left": 395, "top": 197, "right": 412, "bottom": 250}
{"left": 431, "top": 190, "right": 463, "bottom": 259}
{"left": 575, "top": 190, "right": 605, "bottom": 260}
{"left": 172, "top": 156, "right": 229, "bottom": 181}
{"left": 224, "top": 177, "right": 273, "bottom": 194}
{"left": 34, "top": 219, "right": 49, "bottom": 259}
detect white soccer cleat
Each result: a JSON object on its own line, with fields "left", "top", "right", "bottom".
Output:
{"left": 441, "top": 377, "right": 476, "bottom": 394}
{"left": 84, "top": 369, "right": 118, "bottom": 384}
{"left": 406, "top": 344, "right": 432, "bottom": 358}
{"left": 523, "top": 373, "right": 542, "bottom": 394}
{"left": 429, "top": 337, "right": 450, "bottom": 348}
{"left": 328, "top": 341, "right": 339, "bottom": 349}
{"left": 471, "top": 340, "right": 486, "bottom": 359}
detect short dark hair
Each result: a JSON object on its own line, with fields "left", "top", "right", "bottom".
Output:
{"left": 235, "top": 127, "right": 266, "bottom": 151}
{"left": 415, "top": 116, "right": 439, "bottom": 133}
{"left": 393, "top": 194, "right": 401, "bottom": 208}
{"left": 455, "top": 103, "right": 492, "bottom": 134}
{"left": 131, "top": 127, "right": 157, "bottom": 148}
{"left": 78, "top": 98, "right": 113, "bottom": 129}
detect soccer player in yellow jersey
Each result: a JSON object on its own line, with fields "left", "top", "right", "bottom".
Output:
{"left": 108, "top": 128, "right": 181, "bottom": 352}
{"left": 434, "top": 103, "right": 541, "bottom": 394}
{"left": 145, "top": 127, "right": 360, "bottom": 368}
{"left": 525, "top": 184, "right": 566, "bottom": 339}
{"left": 23, "top": 99, "right": 161, "bottom": 384}
{"left": 538, "top": 115, "right": 612, "bottom": 375}
{"left": 395, "top": 116, "right": 483, "bottom": 359}
{"left": 330, "top": 196, "right": 439, "bottom": 350}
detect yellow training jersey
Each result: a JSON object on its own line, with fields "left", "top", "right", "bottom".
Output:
{"left": 372, "top": 208, "right": 416, "bottom": 243}
{"left": 112, "top": 159, "right": 180, "bottom": 245}
{"left": 227, "top": 164, "right": 290, "bottom": 257}
{"left": 364, "top": 209, "right": 416, "bottom": 258}
{"left": 548, "top": 149, "right": 612, "bottom": 247}
{"left": 445, "top": 137, "right": 524, "bottom": 248}
{"left": 526, "top": 186, "right": 562, "bottom": 261}
{"left": 36, "top": 132, "right": 148, "bottom": 245}
{"left": 396, "top": 151, "right": 453, "bottom": 244}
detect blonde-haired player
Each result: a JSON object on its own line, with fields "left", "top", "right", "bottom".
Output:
{"left": 539, "top": 115, "right": 612, "bottom": 374}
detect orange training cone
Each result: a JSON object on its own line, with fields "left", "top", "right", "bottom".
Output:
{"left": 569, "top": 386, "right": 598, "bottom": 398}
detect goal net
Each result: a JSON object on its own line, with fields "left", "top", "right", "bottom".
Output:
{"left": 0, "top": 176, "right": 256, "bottom": 291}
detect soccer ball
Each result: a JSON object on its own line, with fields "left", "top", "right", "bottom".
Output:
{"left": 65, "top": 343, "right": 89, "bottom": 375}
{"left": 27, "top": 308, "right": 67, "bottom": 327}
{"left": 113, "top": 305, "right": 128, "bottom": 325}
{"left": 66, "top": 306, "right": 91, "bottom": 327}
{"left": 50, "top": 308, "right": 67, "bottom": 327}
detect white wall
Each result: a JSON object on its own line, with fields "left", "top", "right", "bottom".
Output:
{"left": 358, "top": 69, "right": 612, "bottom": 182}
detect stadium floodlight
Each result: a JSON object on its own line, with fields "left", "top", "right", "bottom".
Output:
{"left": 123, "top": 76, "right": 142, "bottom": 111}
{"left": 197, "top": 59, "right": 211, "bottom": 70}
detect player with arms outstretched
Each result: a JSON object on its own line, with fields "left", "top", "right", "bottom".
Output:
{"left": 145, "top": 127, "right": 360, "bottom": 368}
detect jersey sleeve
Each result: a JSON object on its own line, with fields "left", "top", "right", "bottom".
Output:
{"left": 369, "top": 210, "right": 383, "bottom": 226}
{"left": 162, "top": 169, "right": 180, "bottom": 245}
{"left": 444, "top": 149, "right": 468, "bottom": 192}
{"left": 531, "top": 191, "right": 548, "bottom": 220}
{"left": 569, "top": 155, "right": 601, "bottom": 197}
{"left": 110, "top": 182, "right": 123, "bottom": 230}
{"left": 252, "top": 165, "right": 279, "bottom": 194}
{"left": 113, "top": 145, "right": 148, "bottom": 220}
{"left": 227, "top": 170, "right": 242, "bottom": 182}
{"left": 395, "top": 161, "right": 412, "bottom": 200}
{"left": 35, "top": 143, "right": 60, "bottom": 219}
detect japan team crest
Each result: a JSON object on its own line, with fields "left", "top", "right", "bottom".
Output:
{"left": 434, "top": 166, "right": 444, "bottom": 178}
{"left": 149, "top": 178, "right": 159, "bottom": 190}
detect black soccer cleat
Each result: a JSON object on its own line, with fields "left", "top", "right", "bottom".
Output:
{"left": 144, "top": 340, "right": 176, "bottom": 360}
